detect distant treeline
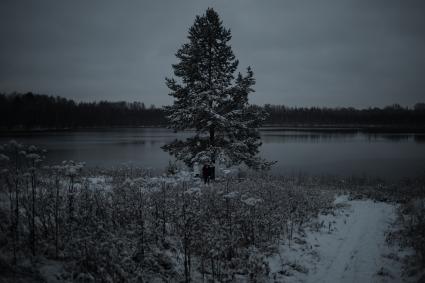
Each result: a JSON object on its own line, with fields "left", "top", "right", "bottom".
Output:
{"left": 0, "top": 92, "right": 166, "bottom": 129}
{"left": 263, "top": 103, "right": 425, "bottom": 126}
{"left": 1, "top": 92, "right": 425, "bottom": 130}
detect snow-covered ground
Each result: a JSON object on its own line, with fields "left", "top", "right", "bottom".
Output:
{"left": 268, "top": 195, "right": 412, "bottom": 283}
{"left": 1, "top": 157, "right": 421, "bottom": 282}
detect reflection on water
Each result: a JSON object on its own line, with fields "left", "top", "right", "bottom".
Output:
{"left": 414, "top": 135, "right": 425, "bottom": 143}
{"left": 0, "top": 128, "right": 424, "bottom": 179}
{"left": 261, "top": 131, "right": 358, "bottom": 143}
{"left": 261, "top": 130, "right": 422, "bottom": 143}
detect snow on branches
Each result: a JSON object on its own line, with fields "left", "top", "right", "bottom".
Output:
{"left": 162, "top": 8, "right": 273, "bottom": 170}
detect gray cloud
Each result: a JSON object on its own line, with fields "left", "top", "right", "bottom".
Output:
{"left": 1, "top": 0, "right": 424, "bottom": 108}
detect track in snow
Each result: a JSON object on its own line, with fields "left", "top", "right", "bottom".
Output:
{"left": 269, "top": 196, "right": 405, "bottom": 283}
{"left": 308, "top": 198, "right": 400, "bottom": 283}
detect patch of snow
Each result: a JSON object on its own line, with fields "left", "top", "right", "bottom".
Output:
{"left": 38, "top": 260, "right": 68, "bottom": 283}
{"left": 242, "top": 197, "right": 263, "bottom": 206}
{"left": 0, "top": 153, "right": 9, "bottom": 161}
{"left": 186, "top": 187, "right": 202, "bottom": 195}
{"left": 223, "top": 191, "right": 239, "bottom": 199}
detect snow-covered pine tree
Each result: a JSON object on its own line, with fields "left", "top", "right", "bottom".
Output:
{"left": 162, "top": 8, "right": 272, "bottom": 171}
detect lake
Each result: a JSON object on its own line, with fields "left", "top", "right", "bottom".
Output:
{"left": 1, "top": 128, "right": 424, "bottom": 180}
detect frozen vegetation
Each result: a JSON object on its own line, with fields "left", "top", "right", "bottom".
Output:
{"left": 0, "top": 140, "right": 424, "bottom": 282}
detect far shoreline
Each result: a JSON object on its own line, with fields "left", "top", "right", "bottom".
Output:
{"left": 1, "top": 124, "right": 425, "bottom": 135}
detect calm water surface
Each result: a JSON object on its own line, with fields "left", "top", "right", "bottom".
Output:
{"left": 1, "top": 128, "right": 424, "bottom": 179}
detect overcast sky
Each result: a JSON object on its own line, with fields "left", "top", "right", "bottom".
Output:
{"left": 0, "top": 0, "right": 424, "bottom": 108}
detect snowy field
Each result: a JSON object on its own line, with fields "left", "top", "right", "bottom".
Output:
{"left": 0, "top": 141, "right": 424, "bottom": 282}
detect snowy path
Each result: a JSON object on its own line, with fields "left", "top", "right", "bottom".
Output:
{"left": 269, "top": 196, "right": 405, "bottom": 283}
{"left": 307, "top": 197, "right": 399, "bottom": 283}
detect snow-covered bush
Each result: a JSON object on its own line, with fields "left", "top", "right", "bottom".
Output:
{"left": 0, "top": 157, "right": 336, "bottom": 281}
{"left": 398, "top": 199, "right": 425, "bottom": 267}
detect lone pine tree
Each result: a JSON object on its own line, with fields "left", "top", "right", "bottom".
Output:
{"left": 163, "top": 8, "right": 272, "bottom": 171}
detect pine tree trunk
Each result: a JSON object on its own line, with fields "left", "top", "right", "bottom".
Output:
{"left": 209, "top": 126, "right": 215, "bottom": 179}
{"left": 207, "top": 33, "right": 216, "bottom": 176}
